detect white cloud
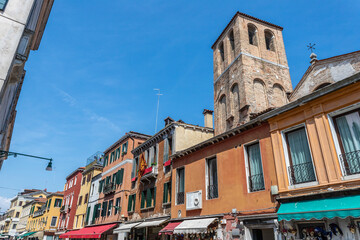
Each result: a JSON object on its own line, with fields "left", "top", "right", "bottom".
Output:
{"left": 0, "top": 196, "right": 11, "bottom": 212}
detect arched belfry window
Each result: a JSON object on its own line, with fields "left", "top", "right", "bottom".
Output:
{"left": 264, "top": 30, "right": 275, "bottom": 51}
{"left": 219, "top": 42, "right": 225, "bottom": 61}
{"left": 248, "top": 24, "right": 258, "bottom": 46}
{"left": 229, "top": 29, "right": 235, "bottom": 52}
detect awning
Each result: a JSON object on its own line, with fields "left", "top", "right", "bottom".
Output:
{"left": 164, "top": 160, "right": 171, "bottom": 167}
{"left": 278, "top": 195, "right": 360, "bottom": 221}
{"left": 159, "top": 222, "right": 182, "bottom": 235}
{"left": 173, "top": 218, "right": 217, "bottom": 234}
{"left": 113, "top": 223, "right": 140, "bottom": 233}
{"left": 135, "top": 219, "right": 167, "bottom": 228}
{"left": 19, "top": 232, "right": 36, "bottom": 238}
{"left": 59, "top": 223, "right": 117, "bottom": 239}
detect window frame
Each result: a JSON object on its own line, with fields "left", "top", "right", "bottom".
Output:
{"left": 0, "top": 0, "right": 9, "bottom": 11}
{"left": 281, "top": 124, "right": 318, "bottom": 188}
{"left": 176, "top": 167, "right": 185, "bottom": 205}
{"left": 50, "top": 217, "right": 57, "bottom": 227}
{"left": 244, "top": 141, "right": 265, "bottom": 193}
{"left": 205, "top": 156, "right": 219, "bottom": 200}
{"left": 328, "top": 102, "right": 360, "bottom": 179}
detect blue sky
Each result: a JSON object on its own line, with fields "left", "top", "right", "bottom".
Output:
{"left": 0, "top": 0, "right": 359, "bottom": 210}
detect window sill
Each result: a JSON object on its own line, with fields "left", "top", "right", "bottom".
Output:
{"left": 140, "top": 206, "right": 155, "bottom": 212}
{"left": 248, "top": 188, "right": 266, "bottom": 193}
{"left": 342, "top": 174, "right": 360, "bottom": 181}
{"left": 162, "top": 202, "right": 171, "bottom": 207}
{"left": 288, "top": 181, "right": 318, "bottom": 189}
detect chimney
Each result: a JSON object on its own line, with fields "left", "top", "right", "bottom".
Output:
{"left": 203, "top": 109, "right": 213, "bottom": 128}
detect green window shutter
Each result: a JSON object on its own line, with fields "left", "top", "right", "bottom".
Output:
{"left": 146, "top": 189, "right": 152, "bottom": 208}
{"left": 141, "top": 191, "right": 145, "bottom": 209}
{"left": 98, "top": 180, "right": 103, "bottom": 193}
{"left": 59, "top": 199, "right": 62, "bottom": 207}
{"left": 122, "top": 142, "right": 128, "bottom": 154}
{"left": 112, "top": 173, "right": 116, "bottom": 185}
{"left": 92, "top": 205, "right": 97, "bottom": 221}
{"left": 85, "top": 207, "right": 90, "bottom": 224}
{"left": 120, "top": 169, "right": 124, "bottom": 184}
{"left": 48, "top": 199, "right": 52, "bottom": 209}
{"left": 102, "top": 202, "right": 108, "bottom": 217}
{"left": 153, "top": 187, "right": 156, "bottom": 207}
{"left": 127, "top": 195, "right": 132, "bottom": 212}
{"left": 116, "top": 170, "right": 121, "bottom": 185}
{"left": 163, "top": 183, "right": 168, "bottom": 203}
{"left": 133, "top": 194, "right": 136, "bottom": 211}
{"left": 169, "top": 183, "right": 171, "bottom": 202}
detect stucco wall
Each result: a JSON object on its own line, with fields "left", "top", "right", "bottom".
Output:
{"left": 174, "top": 126, "right": 214, "bottom": 152}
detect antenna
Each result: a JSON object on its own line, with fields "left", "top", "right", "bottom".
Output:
{"left": 154, "top": 89, "right": 163, "bottom": 133}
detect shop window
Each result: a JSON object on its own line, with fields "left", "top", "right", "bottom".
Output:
{"left": 332, "top": 109, "right": 360, "bottom": 176}
{"left": 206, "top": 157, "right": 218, "bottom": 199}
{"left": 284, "top": 127, "right": 316, "bottom": 185}
{"left": 245, "top": 142, "right": 265, "bottom": 192}
{"left": 176, "top": 168, "right": 185, "bottom": 204}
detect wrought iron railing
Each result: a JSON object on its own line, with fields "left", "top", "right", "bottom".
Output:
{"left": 177, "top": 192, "right": 184, "bottom": 204}
{"left": 207, "top": 184, "right": 218, "bottom": 199}
{"left": 103, "top": 182, "right": 115, "bottom": 195}
{"left": 249, "top": 173, "right": 265, "bottom": 192}
{"left": 340, "top": 150, "right": 360, "bottom": 176}
{"left": 288, "top": 162, "right": 316, "bottom": 185}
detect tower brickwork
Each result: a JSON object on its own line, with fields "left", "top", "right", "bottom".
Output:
{"left": 212, "top": 12, "right": 292, "bottom": 135}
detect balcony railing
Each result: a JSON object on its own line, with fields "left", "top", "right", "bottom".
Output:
{"left": 177, "top": 192, "right": 184, "bottom": 204}
{"left": 249, "top": 173, "right": 265, "bottom": 192}
{"left": 103, "top": 182, "right": 115, "bottom": 195}
{"left": 288, "top": 162, "right": 316, "bottom": 185}
{"left": 340, "top": 150, "right": 360, "bottom": 176}
{"left": 207, "top": 184, "right": 218, "bottom": 199}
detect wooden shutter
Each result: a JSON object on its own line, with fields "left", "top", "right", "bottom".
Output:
{"left": 146, "top": 189, "right": 152, "bottom": 207}
{"left": 85, "top": 207, "right": 90, "bottom": 224}
{"left": 153, "top": 187, "right": 156, "bottom": 207}
{"left": 48, "top": 199, "right": 52, "bottom": 209}
{"left": 133, "top": 194, "right": 136, "bottom": 211}
{"left": 163, "top": 183, "right": 168, "bottom": 203}
{"left": 169, "top": 183, "right": 171, "bottom": 202}
{"left": 163, "top": 139, "right": 169, "bottom": 163}
{"left": 141, "top": 191, "right": 146, "bottom": 209}
{"left": 127, "top": 195, "right": 132, "bottom": 212}
{"left": 120, "top": 169, "right": 124, "bottom": 184}
{"left": 98, "top": 180, "right": 103, "bottom": 193}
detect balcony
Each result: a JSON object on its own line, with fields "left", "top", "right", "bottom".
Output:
{"left": 207, "top": 184, "right": 218, "bottom": 199}
{"left": 176, "top": 192, "right": 184, "bottom": 204}
{"left": 60, "top": 206, "right": 65, "bottom": 213}
{"left": 288, "top": 162, "right": 316, "bottom": 185}
{"left": 140, "top": 166, "right": 158, "bottom": 182}
{"left": 103, "top": 182, "right": 115, "bottom": 195}
{"left": 340, "top": 150, "right": 360, "bottom": 176}
{"left": 248, "top": 173, "right": 265, "bottom": 192}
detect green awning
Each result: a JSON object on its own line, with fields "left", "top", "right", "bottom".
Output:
{"left": 278, "top": 195, "right": 360, "bottom": 221}
{"left": 19, "top": 232, "right": 36, "bottom": 238}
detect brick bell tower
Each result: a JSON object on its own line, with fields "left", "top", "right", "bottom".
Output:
{"left": 212, "top": 12, "right": 292, "bottom": 135}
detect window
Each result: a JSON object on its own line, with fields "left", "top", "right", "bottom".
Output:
{"left": 141, "top": 188, "right": 156, "bottom": 209}
{"left": 12, "top": 224, "right": 17, "bottom": 229}
{"left": 176, "top": 168, "right": 185, "bottom": 204}
{"left": 78, "top": 196, "right": 82, "bottom": 206}
{"left": 104, "top": 156, "right": 109, "bottom": 167}
{"left": 54, "top": 199, "right": 62, "bottom": 207}
{"left": 284, "top": 127, "right": 316, "bottom": 185}
{"left": 74, "top": 176, "right": 77, "bottom": 185}
{"left": 229, "top": 29, "right": 235, "bottom": 52}
{"left": 51, "top": 217, "right": 57, "bottom": 227}
{"left": 163, "top": 182, "right": 171, "bottom": 204}
{"left": 248, "top": 24, "right": 258, "bottom": 46}
{"left": 333, "top": 109, "right": 360, "bottom": 176}
{"left": 82, "top": 176, "right": 86, "bottom": 185}
{"left": 0, "top": 0, "right": 8, "bottom": 11}
{"left": 108, "top": 200, "right": 113, "bottom": 216}
{"left": 101, "top": 201, "right": 108, "bottom": 217}
{"left": 264, "top": 30, "right": 275, "bottom": 51}
{"left": 15, "top": 212, "right": 20, "bottom": 218}
{"left": 18, "top": 201, "right": 22, "bottom": 206}
{"left": 87, "top": 173, "right": 91, "bottom": 182}
{"left": 127, "top": 194, "right": 136, "bottom": 212}
{"left": 206, "top": 157, "right": 218, "bottom": 199}
{"left": 47, "top": 199, "right": 52, "bottom": 209}
{"left": 116, "top": 147, "right": 120, "bottom": 160}
{"left": 122, "top": 142, "right": 128, "bottom": 155}
{"left": 84, "top": 194, "right": 88, "bottom": 204}
{"left": 115, "top": 198, "right": 121, "bottom": 215}
{"left": 116, "top": 168, "right": 124, "bottom": 185}
{"left": 218, "top": 42, "right": 225, "bottom": 61}
{"left": 245, "top": 143, "right": 265, "bottom": 192}
{"left": 110, "top": 152, "right": 114, "bottom": 163}
{"left": 131, "top": 158, "right": 138, "bottom": 179}
{"left": 98, "top": 180, "right": 104, "bottom": 193}
{"left": 85, "top": 207, "right": 90, "bottom": 225}
{"left": 163, "top": 138, "right": 172, "bottom": 165}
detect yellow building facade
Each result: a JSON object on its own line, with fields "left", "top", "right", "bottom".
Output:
{"left": 26, "top": 192, "right": 63, "bottom": 240}
{"left": 73, "top": 158, "right": 103, "bottom": 230}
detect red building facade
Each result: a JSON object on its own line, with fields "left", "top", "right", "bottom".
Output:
{"left": 56, "top": 167, "right": 85, "bottom": 235}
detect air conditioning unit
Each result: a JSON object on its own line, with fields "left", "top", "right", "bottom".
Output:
{"left": 186, "top": 190, "right": 202, "bottom": 210}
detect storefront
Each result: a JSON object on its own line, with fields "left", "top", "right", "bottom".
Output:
{"left": 158, "top": 222, "right": 182, "bottom": 239}
{"left": 114, "top": 223, "right": 140, "bottom": 240}
{"left": 278, "top": 195, "right": 360, "bottom": 240}
{"left": 59, "top": 223, "right": 117, "bottom": 240}
{"left": 114, "top": 218, "right": 168, "bottom": 240}
{"left": 172, "top": 218, "right": 219, "bottom": 240}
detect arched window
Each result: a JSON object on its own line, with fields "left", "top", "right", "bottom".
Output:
{"left": 253, "top": 79, "right": 267, "bottom": 112}
{"left": 264, "top": 30, "right": 275, "bottom": 51}
{"left": 248, "top": 24, "right": 258, "bottom": 46}
{"left": 273, "top": 84, "right": 286, "bottom": 107}
{"left": 219, "top": 95, "right": 227, "bottom": 129}
{"left": 229, "top": 29, "right": 235, "bottom": 52}
{"left": 314, "top": 82, "right": 331, "bottom": 91}
{"left": 230, "top": 84, "right": 240, "bottom": 112}
{"left": 219, "top": 42, "right": 225, "bottom": 61}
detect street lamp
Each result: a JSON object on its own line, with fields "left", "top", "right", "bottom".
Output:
{"left": 0, "top": 150, "right": 53, "bottom": 171}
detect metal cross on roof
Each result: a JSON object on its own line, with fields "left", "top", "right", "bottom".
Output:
{"left": 307, "top": 43, "right": 316, "bottom": 53}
